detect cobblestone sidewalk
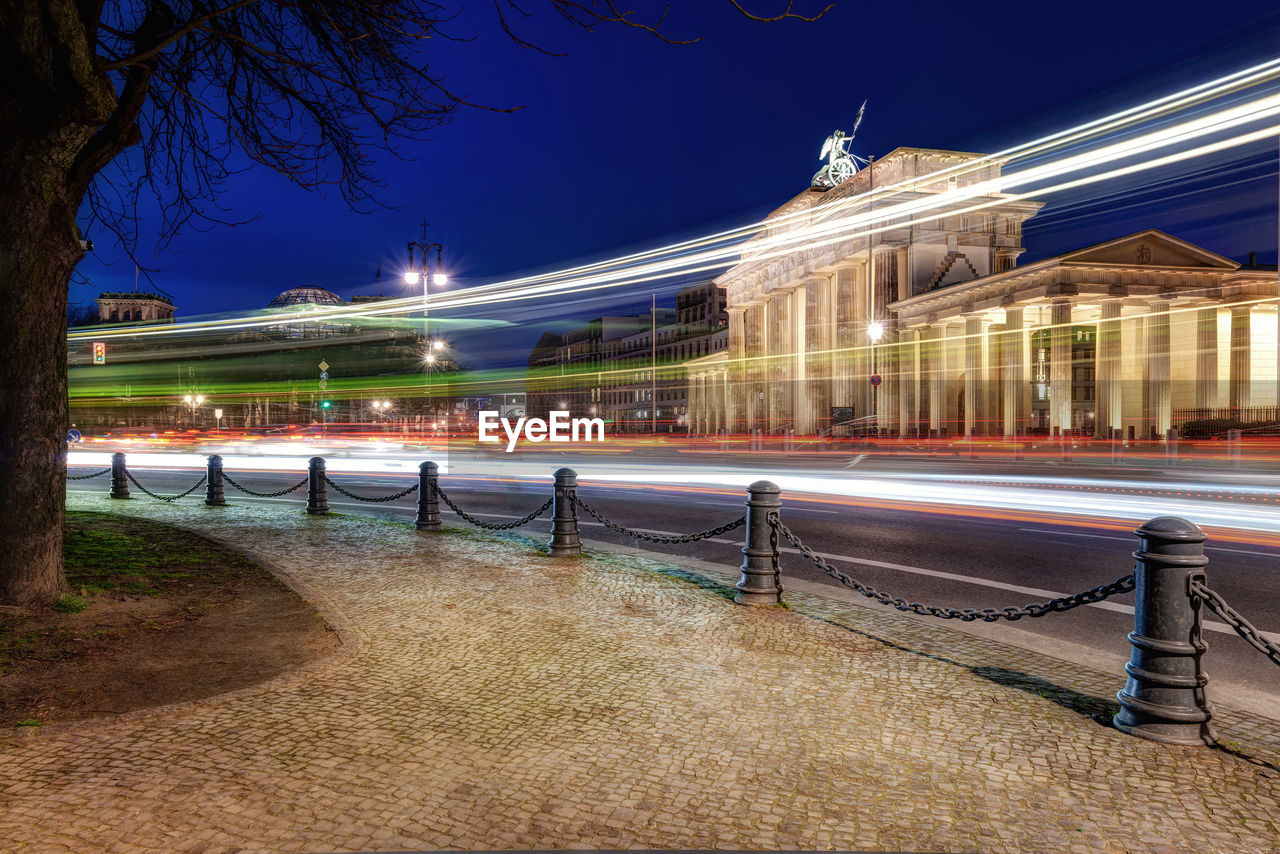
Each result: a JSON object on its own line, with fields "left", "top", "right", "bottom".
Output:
{"left": 1, "top": 494, "right": 1278, "bottom": 853}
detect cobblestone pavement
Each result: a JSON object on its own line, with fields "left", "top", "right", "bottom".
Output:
{"left": 2, "top": 494, "right": 1279, "bottom": 853}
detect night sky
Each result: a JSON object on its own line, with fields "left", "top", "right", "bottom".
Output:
{"left": 73, "top": 0, "right": 1280, "bottom": 366}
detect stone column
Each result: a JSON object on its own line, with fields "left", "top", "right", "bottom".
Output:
{"left": 1229, "top": 305, "right": 1251, "bottom": 411}
{"left": 831, "top": 265, "right": 856, "bottom": 415}
{"left": 1146, "top": 300, "right": 1172, "bottom": 435}
{"left": 964, "top": 316, "right": 983, "bottom": 437}
{"left": 925, "top": 325, "right": 943, "bottom": 434}
{"left": 728, "top": 308, "right": 747, "bottom": 431}
{"left": 1096, "top": 300, "right": 1123, "bottom": 434}
{"left": 1003, "top": 307, "right": 1024, "bottom": 437}
{"left": 898, "top": 330, "right": 919, "bottom": 436}
{"left": 767, "top": 292, "right": 790, "bottom": 433}
{"left": 790, "top": 284, "right": 808, "bottom": 433}
{"left": 1050, "top": 299, "right": 1073, "bottom": 433}
{"left": 1195, "top": 307, "right": 1219, "bottom": 411}
{"left": 985, "top": 323, "right": 1002, "bottom": 437}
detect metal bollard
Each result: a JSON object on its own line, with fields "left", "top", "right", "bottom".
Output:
{"left": 736, "top": 480, "right": 783, "bottom": 605}
{"left": 415, "top": 460, "right": 442, "bottom": 531}
{"left": 1114, "top": 516, "right": 1213, "bottom": 746}
{"left": 110, "top": 452, "right": 130, "bottom": 499}
{"left": 204, "top": 454, "right": 226, "bottom": 506}
{"left": 1111, "top": 427, "right": 1123, "bottom": 462}
{"left": 306, "top": 456, "right": 329, "bottom": 515}
{"left": 1166, "top": 427, "right": 1179, "bottom": 467}
{"left": 549, "top": 467, "right": 581, "bottom": 557}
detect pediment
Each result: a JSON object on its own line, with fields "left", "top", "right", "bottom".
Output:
{"left": 1059, "top": 230, "right": 1237, "bottom": 270}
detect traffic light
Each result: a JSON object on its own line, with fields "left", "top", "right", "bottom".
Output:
{"left": 321, "top": 401, "right": 331, "bottom": 409}
{"left": 92, "top": 342, "right": 105, "bottom": 364}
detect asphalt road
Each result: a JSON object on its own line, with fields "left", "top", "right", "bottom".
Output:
{"left": 67, "top": 459, "right": 1280, "bottom": 714}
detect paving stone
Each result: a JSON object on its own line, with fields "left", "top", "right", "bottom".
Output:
{"left": 0, "top": 493, "right": 1276, "bottom": 852}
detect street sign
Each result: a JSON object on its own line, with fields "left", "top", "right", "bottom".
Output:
{"left": 66, "top": 429, "right": 82, "bottom": 444}
{"left": 319, "top": 371, "right": 329, "bottom": 380}
{"left": 318, "top": 360, "right": 329, "bottom": 372}
{"left": 318, "top": 379, "right": 328, "bottom": 390}
{"left": 870, "top": 375, "right": 882, "bottom": 386}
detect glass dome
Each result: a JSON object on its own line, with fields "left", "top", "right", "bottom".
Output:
{"left": 266, "top": 287, "right": 346, "bottom": 308}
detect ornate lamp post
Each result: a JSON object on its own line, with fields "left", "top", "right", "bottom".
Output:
{"left": 405, "top": 221, "right": 447, "bottom": 429}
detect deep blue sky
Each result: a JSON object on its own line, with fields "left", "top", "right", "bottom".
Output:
{"left": 75, "top": 0, "right": 1280, "bottom": 359}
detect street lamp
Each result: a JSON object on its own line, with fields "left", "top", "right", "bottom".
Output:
{"left": 867, "top": 321, "right": 884, "bottom": 437}
{"left": 406, "top": 222, "right": 447, "bottom": 425}
{"left": 182, "top": 393, "right": 205, "bottom": 427}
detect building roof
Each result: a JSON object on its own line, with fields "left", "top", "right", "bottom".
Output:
{"left": 266, "top": 287, "right": 346, "bottom": 308}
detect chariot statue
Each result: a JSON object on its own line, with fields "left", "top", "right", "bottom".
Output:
{"left": 812, "top": 100, "right": 868, "bottom": 189}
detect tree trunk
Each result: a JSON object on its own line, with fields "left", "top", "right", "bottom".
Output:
{"left": 0, "top": 181, "right": 82, "bottom": 606}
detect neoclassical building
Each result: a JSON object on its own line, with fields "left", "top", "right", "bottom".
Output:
{"left": 687, "top": 147, "right": 1279, "bottom": 438}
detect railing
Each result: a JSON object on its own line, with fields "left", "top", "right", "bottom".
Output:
{"left": 68, "top": 453, "right": 1277, "bottom": 748}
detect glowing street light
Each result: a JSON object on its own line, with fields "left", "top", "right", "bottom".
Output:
{"left": 432, "top": 339, "right": 445, "bottom": 351}
{"left": 867, "top": 321, "right": 885, "bottom": 342}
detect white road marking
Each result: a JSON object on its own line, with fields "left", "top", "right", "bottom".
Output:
{"left": 1019, "top": 527, "right": 1280, "bottom": 557}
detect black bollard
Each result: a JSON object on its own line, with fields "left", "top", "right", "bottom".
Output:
{"left": 306, "top": 456, "right": 329, "bottom": 515}
{"left": 1114, "top": 516, "right": 1213, "bottom": 746}
{"left": 415, "top": 461, "right": 442, "bottom": 531}
{"left": 205, "top": 455, "right": 226, "bottom": 506}
{"left": 110, "top": 452, "right": 130, "bottom": 499}
{"left": 736, "top": 480, "right": 782, "bottom": 605}
{"left": 549, "top": 467, "right": 581, "bottom": 557}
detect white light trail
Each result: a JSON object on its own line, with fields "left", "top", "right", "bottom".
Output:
{"left": 66, "top": 58, "right": 1280, "bottom": 343}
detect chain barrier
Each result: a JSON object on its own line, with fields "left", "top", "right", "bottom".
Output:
{"left": 321, "top": 475, "right": 419, "bottom": 503}
{"left": 1191, "top": 579, "right": 1280, "bottom": 668}
{"left": 67, "top": 468, "right": 111, "bottom": 480}
{"left": 436, "top": 486, "right": 553, "bottom": 530}
{"left": 124, "top": 471, "right": 208, "bottom": 503}
{"left": 572, "top": 494, "right": 745, "bottom": 544}
{"left": 770, "top": 516, "right": 1135, "bottom": 621}
{"left": 222, "top": 473, "right": 310, "bottom": 498}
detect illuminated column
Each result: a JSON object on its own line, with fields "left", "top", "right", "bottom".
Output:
{"left": 1049, "top": 299, "right": 1073, "bottom": 433}
{"left": 985, "top": 323, "right": 1001, "bottom": 437}
{"left": 806, "top": 275, "right": 833, "bottom": 435}
{"left": 789, "top": 284, "right": 808, "bottom": 433}
{"left": 1146, "top": 300, "right": 1172, "bottom": 434}
{"left": 1195, "top": 307, "right": 1219, "bottom": 410}
{"left": 964, "top": 316, "right": 983, "bottom": 437}
{"left": 767, "top": 292, "right": 788, "bottom": 432}
{"left": 728, "top": 308, "right": 746, "bottom": 431}
{"left": 1229, "top": 305, "right": 1251, "bottom": 411}
{"left": 927, "top": 325, "right": 946, "bottom": 433}
{"left": 1096, "top": 300, "right": 1122, "bottom": 433}
{"left": 831, "top": 265, "right": 857, "bottom": 414}
{"left": 897, "top": 330, "right": 917, "bottom": 436}
{"left": 1003, "top": 307, "right": 1024, "bottom": 437}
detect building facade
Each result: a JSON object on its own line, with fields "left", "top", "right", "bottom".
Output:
{"left": 688, "top": 147, "right": 1280, "bottom": 438}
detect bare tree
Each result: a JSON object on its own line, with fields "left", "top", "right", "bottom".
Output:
{"left": 0, "top": 0, "right": 829, "bottom": 606}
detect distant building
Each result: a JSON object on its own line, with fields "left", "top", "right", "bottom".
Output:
{"left": 526, "top": 280, "right": 728, "bottom": 433}
{"left": 692, "top": 146, "right": 1280, "bottom": 438}
{"left": 95, "top": 292, "right": 176, "bottom": 323}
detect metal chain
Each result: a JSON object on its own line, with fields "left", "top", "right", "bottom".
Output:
{"left": 321, "top": 474, "right": 419, "bottom": 503}
{"left": 435, "top": 486, "right": 553, "bottom": 530}
{"left": 222, "top": 473, "right": 310, "bottom": 498}
{"left": 1191, "top": 579, "right": 1280, "bottom": 668}
{"left": 124, "top": 471, "right": 208, "bottom": 502}
{"left": 572, "top": 495, "right": 745, "bottom": 544}
{"left": 770, "top": 516, "right": 1135, "bottom": 622}
{"left": 67, "top": 468, "right": 111, "bottom": 480}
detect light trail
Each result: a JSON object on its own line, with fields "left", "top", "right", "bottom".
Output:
{"left": 66, "top": 57, "right": 1280, "bottom": 344}
{"left": 67, "top": 449, "right": 1280, "bottom": 537}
